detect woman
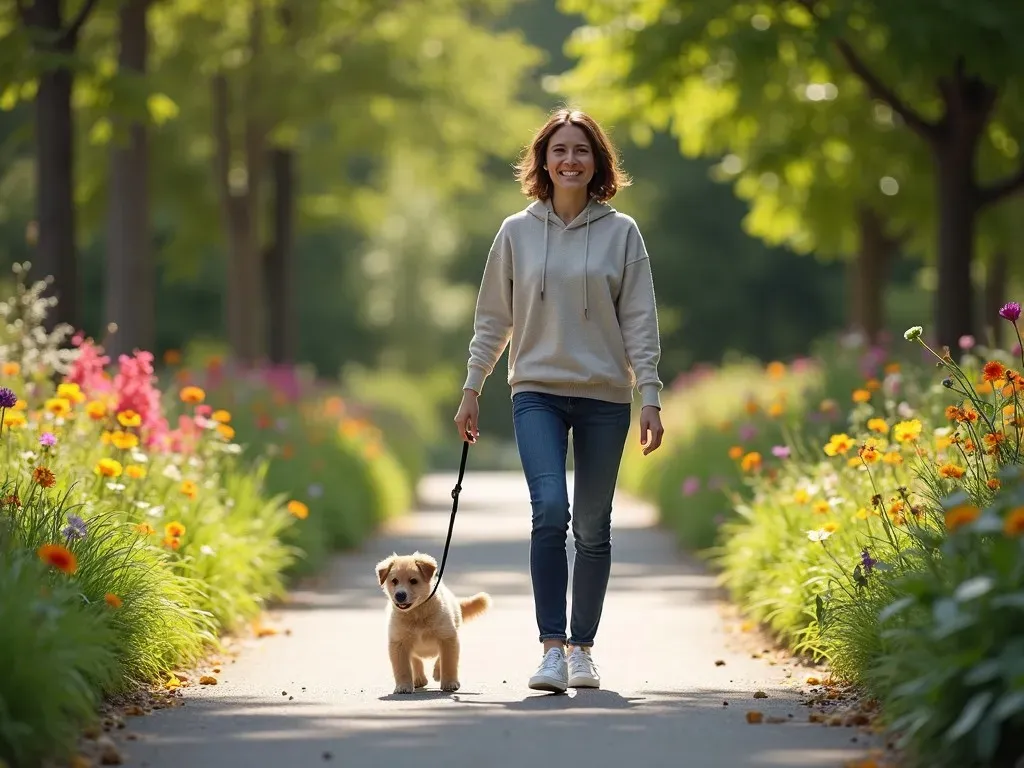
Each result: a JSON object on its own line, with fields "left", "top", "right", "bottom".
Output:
{"left": 454, "top": 107, "right": 665, "bottom": 693}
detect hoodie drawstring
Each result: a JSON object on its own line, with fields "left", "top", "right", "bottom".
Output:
{"left": 540, "top": 202, "right": 591, "bottom": 320}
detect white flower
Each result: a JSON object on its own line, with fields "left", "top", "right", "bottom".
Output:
{"left": 131, "top": 450, "right": 148, "bottom": 463}
{"left": 106, "top": 482, "right": 126, "bottom": 492}
{"left": 162, "top": 464, "right": 182, "bottom": 481}
{"left": 200, "top": 545, "right": 216, "bottom": 556}
{"left": 807, "top": 529, "right": 833, "bottom": 542}
{"left": 135, "top": 500, "right": 151, "bottom": 510}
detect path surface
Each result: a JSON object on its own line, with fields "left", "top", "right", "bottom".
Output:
{"left": 121, "top": 471, "right": 878, "bottom": 768}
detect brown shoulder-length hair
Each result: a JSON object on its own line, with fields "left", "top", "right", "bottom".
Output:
{"left": 514, "top": 107, "right": 631, "bottom": 203}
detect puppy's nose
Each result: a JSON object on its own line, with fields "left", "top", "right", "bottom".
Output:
{"left": 394, "top": 591, "right": 407, "bottom": 603}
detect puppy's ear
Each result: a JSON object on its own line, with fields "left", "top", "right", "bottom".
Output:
{"left": 414, "top": 552, "right": 437, "bottom": 583}
{"left": 376, "top": 554, "right": 396, "bottom": 585}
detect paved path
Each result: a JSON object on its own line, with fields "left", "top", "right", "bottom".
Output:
{"left": 121, "top": 471, "right": 878, "bottom": 768}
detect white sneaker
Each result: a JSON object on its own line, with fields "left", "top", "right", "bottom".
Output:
{"left": 568, "top": 647, "right": 600, "bottom": 688}
{"left": 528, "top": 647, "right": 568, "bottom": 693}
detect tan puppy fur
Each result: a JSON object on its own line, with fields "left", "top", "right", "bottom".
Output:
{"left": 375, "top": 552, "right": 491, "bottom": 694}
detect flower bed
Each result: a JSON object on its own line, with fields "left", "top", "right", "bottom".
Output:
{"left": 638, "top": 317, "right": 1024, "bottom": 767}
{"left": 0, "top": 266, "right": 415, "bottom": 767}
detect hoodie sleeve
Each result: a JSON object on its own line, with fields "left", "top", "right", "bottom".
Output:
{"left": 463, "top": 222, "right": 514, "bottom": 395}
{"left": 618, "top": 222, "right": 664, "bottom": 409}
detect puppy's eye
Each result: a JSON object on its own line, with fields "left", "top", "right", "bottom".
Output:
{"left": 391, "top": 578, "right": 399, "bottom": 586}
{"left": 410, "top": 578, "right": 418, "bottom": 585}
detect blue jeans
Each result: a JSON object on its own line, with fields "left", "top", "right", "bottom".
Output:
{"left": 511, "top": 391, "right": 632, "bottom": 647}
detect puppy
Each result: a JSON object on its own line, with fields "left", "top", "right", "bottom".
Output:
{"left": 375, "top": 552, "right": 491, "bottom": 694}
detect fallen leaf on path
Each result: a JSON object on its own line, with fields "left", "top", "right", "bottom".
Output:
{"left": 745, "top": 711, "right": 763, "bottom": 724}
{"left": 805, "top": 676, "right": 821, "bottom": 685}
{"left": 199, "top": 676, "right": 218, "bottom": 685}
{"left": 714, "top": 659, "right": 726, "bottom": 666}
{"left": 753, "top": 691, "right": 768, "bottom": 698}
{"left": 163, "top": 675, "right": 181, "bottom": 690}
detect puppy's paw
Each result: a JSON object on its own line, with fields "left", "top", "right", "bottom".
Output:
{"left": 432, "top": 660, "right": 441, "bottom": 682}
{"left": 440, "top": 679, "right": 461, "bottom": 692}
{"left": 414, "top": 675, "right": 428, "bottom": 688}
{"left": 393, "top": 682, "right": 415, "bottom": 694}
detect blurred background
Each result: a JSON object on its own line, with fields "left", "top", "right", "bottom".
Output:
{"left": 2, "top": 0, "right": 1022, "bottom": 467}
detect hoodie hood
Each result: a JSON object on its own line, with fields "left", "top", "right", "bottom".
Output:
{"left": 525, "top": 198, "right": 617, "bottom": 318}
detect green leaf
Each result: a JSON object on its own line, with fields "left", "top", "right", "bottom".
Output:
{"left": 945, "top": 691, "right": 994, "bottom": 743}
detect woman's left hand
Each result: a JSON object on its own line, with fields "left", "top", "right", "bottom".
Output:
{"left": 639, "top": 405, "right": 664, "bottom": 455}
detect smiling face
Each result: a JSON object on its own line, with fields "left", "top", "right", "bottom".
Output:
{"left": 376, "top": 552, "right": 437, "bottom": 611}
{"left": 545, "top": 123, "right": 596, "bottom": 197}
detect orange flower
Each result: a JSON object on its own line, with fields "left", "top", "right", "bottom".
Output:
{"left": 945, "top": 405, "right": 964, "bottom": 421}
{"left": 125, "top": 464, "right": 146, "bottom": 479}
{"left": 767, "top": 401, "right": 784, "bottom": 418}
{"left": 858, "top": 444, "right": 881, "bottom": 464}
{"left": 937, "top": 462, "right": 965, "bottom": 479}
{"left": 163, "top": 349, "right": 182, "bottom": 365}
{"left": 216, "top": 424, "right": 235, "bottom": 441}
{"left": 94, "top": 458, "right": 123, "bottom": 478}
{"left": 2, "top": 361, "right": 20, "bottom": 376}
{"left": 117, "top": 409, "right": 142, "bottom": 428}
{"left": 867, "top": 418, "right": 889, "bottom": 434}
{"left": 864, "top": 378, "right": 881, "bottom": 391}
{"left": 32, "top": 466, "right": 56, "bottom": 488}
{"left": 180, "top": 480, "right": 198, "bottom": 500}
{"left": 988, "top": 478, "right": 1002, "bottom": 491}
{"left": 180, "top": 386, "right": 206, "bottom": 404}
{"left": 983, "top": 360, "right": 1006, "bottom": 383}
{"left": 38, "top": 543, "right": 77, "bottom": 574}
{"left": 1004, "top": 507, "right": 1024, "bottom": 536}
{"left": 212, "top": 409, "right": 231, "bottom": 423}
{"left": 165, "top": 521, "right": 186, "bottom": 539}
{"left": 945, "top": 504, "right": 980, "bottom": 532}
{"left": 852, "top": 389, "right": 871, "bottom": 404}
{"left": 728, "top": 445, "right": 744, "bottom": 461}
{"left": 135, "top": 522, "right": 155, "bottom": 535}
{"left": 984, "top": 432, "right": 1006, "bottom": 451}
{"left": 766, "top": 361, "right": 786, "bottom": 379}
{"left": 163, "top": 536, "right": 181, "bottom": 550}
{"left": 884, "top": 362, "right": 901, "bottom": 375}
{"left": 104, "top": 593, "right": 123, "bottom": 609}
{"left": 85, "top": 401, "right": 107, "bottom": 420}
{"left": 287, "top": 500, "right": 309, "bottom": 519}
{"left": 813, "top": 500, "right": 830, "bottom": 515}
{"left": 740, "top": 452, "right": 762, "bottom": 472}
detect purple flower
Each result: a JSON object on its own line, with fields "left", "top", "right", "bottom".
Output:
{"left": 1000, "top": 302, "right": 1021, "bottom": 322}
{"left": 62, "top": 514, "right": 87, "bottom": 541}
{"left": 0, "top": 387, "right": 16, "bottom": 409}
{"left": 738, "top": 423, "right": 758, "bottom": 441}
{"left": 681, "top": 476, "right": 701, "bottom": 497}
{"left": 771, "top": 445, "right": 791, "bottom": 459}
{"left": 860, "top": 547, "right": 877, "bottom": 574}
{"left": 39, "top": 432, "right": 57, "bottom": 447}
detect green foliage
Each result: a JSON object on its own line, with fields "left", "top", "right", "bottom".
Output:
{"left": 0, "top": 546, "right": 119, "bottom": 768}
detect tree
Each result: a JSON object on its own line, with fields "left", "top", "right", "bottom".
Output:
{"left": 7, "top": 0, "right": 103, "bottom": 331}
{"left": 564, "top": 0, "right": 1024, "bottom": 350}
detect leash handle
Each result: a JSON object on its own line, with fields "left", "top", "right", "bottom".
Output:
{"left": 427, "top": 435, "right": 471, "bottom": 601}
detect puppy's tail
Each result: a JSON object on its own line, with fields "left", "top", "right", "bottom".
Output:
{"left": 459, "top": 592, "right": 491, "bottom": 622}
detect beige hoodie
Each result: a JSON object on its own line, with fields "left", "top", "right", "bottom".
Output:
{"left": 463, "top": 198, "right": 663, "bottom": 409}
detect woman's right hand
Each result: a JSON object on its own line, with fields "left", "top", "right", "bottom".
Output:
{"left": 454, "top": 389, "right": 480, "bottom": 443}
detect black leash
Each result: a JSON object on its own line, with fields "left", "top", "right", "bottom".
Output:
{"left": 427, "top": 436, "right": 471, "bottom": 602}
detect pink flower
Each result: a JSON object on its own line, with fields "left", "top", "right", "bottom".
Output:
{"left": 681, "top": 477, "right": 700, "bottom": 497}
{"left": 999, "top": 302, "right": 1021, "bottom": 323}
{"left": 958, "top": 334, "right": 975, "bottom": 351}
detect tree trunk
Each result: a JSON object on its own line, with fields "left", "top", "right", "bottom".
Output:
{"left": 933, "top": 138, "right": 978, "bottom": 351}
{"left": 851, "top": 206, "right": 895, "bottom": 345}
{"left": 984, "top": 250, "right": 1008, "bottom": 348}
{"left": 265, "top": 147, "right": 296, "bottom": 364}
{"left": 28, "top": 0, "right": 80, "bottom": 332}
{"left": 106, "top": 0, "right": 154, "bottom": 359}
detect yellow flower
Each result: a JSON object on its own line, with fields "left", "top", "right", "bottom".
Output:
{"left": 859, "top": 444, "right": 881, "bottom": 464}
{"left": 94, "top": 458, "right": 123, "bottom": 478}
{"left": 854, "top": 507, "right": 875, "bottom": 520}
{"left": 766, "top": 361, "right": 786, "bottom": 379}
{"left": 944, "top": 504, "right": 980, "bottom": 532}
{"left": 813, "top": 500, "right": 830, "bottom": 515}
{"left": 1004, "top": 507, "right": 1024, "bottom": 537}
{"left": 936, "top": 434, "right": 953, "bottom": 451}
{"left": 165, "top": 521, "right": 186, "bottom": 539}
{"left": 823, "top": 433, "right": 854, "bottom": 456}
{"left": 740, "top": 452, "right": 762, "bottom": 472}
{"left": 767, "top": 401, "right": 784, "bottom": 418}
{"left": 13, "top": 398, "right": 26, "bottom": 411}
{"left": 86, "top": 401, "right": 107, "bottom": 420}
{"left": 111, "top": 431, "right": 139, "bottom": 450}
{"left": 44, "top": 397, "right": 72, "bottom": 417}
{"left": 852, "top": 389, "right": 871, "bottom": 404}
{"left": 883, "top": 451, "right": 903, "bottom": 465}
{"left": 2, "top": 361, "right": 20, "bottom": 376}
{"left": 212, "top": 409, "right": 232, "bottom": 423}
{"left": 180, "top": 386, "right": 206, "bottom": 404}
{"left": 893, "top": 420, "right": 922, "bottom": 443}
{"left": 117, "top": 409, "right": 142, "bottom": 428}
{"left": 822, "top": 521, "right": 840, "bottom": 533}
{"left": 125, "top": 464, "right": 147, "bottom": 480}
{"left": 56, "top": 382, "right": 86, "bottom": 404}
{"left": 2, "top": 411, "right": 26, "bottom": 429}
{"left": 287, "top": 500, "right": 309, "bottom": 519}
{"left": 216, "top": 424, "right": 235, "bottom": 441}
{"left": 135, "top": 523, "right": 155, "bottom": 535}
{"left": 867, "top": 418, "right": 889, "bottom": 434}
{"left": 180, "top": 480, "right": 198, "bottom": 500}
{"left": 793, "top": 488, "right": 810, "bottom": 505}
